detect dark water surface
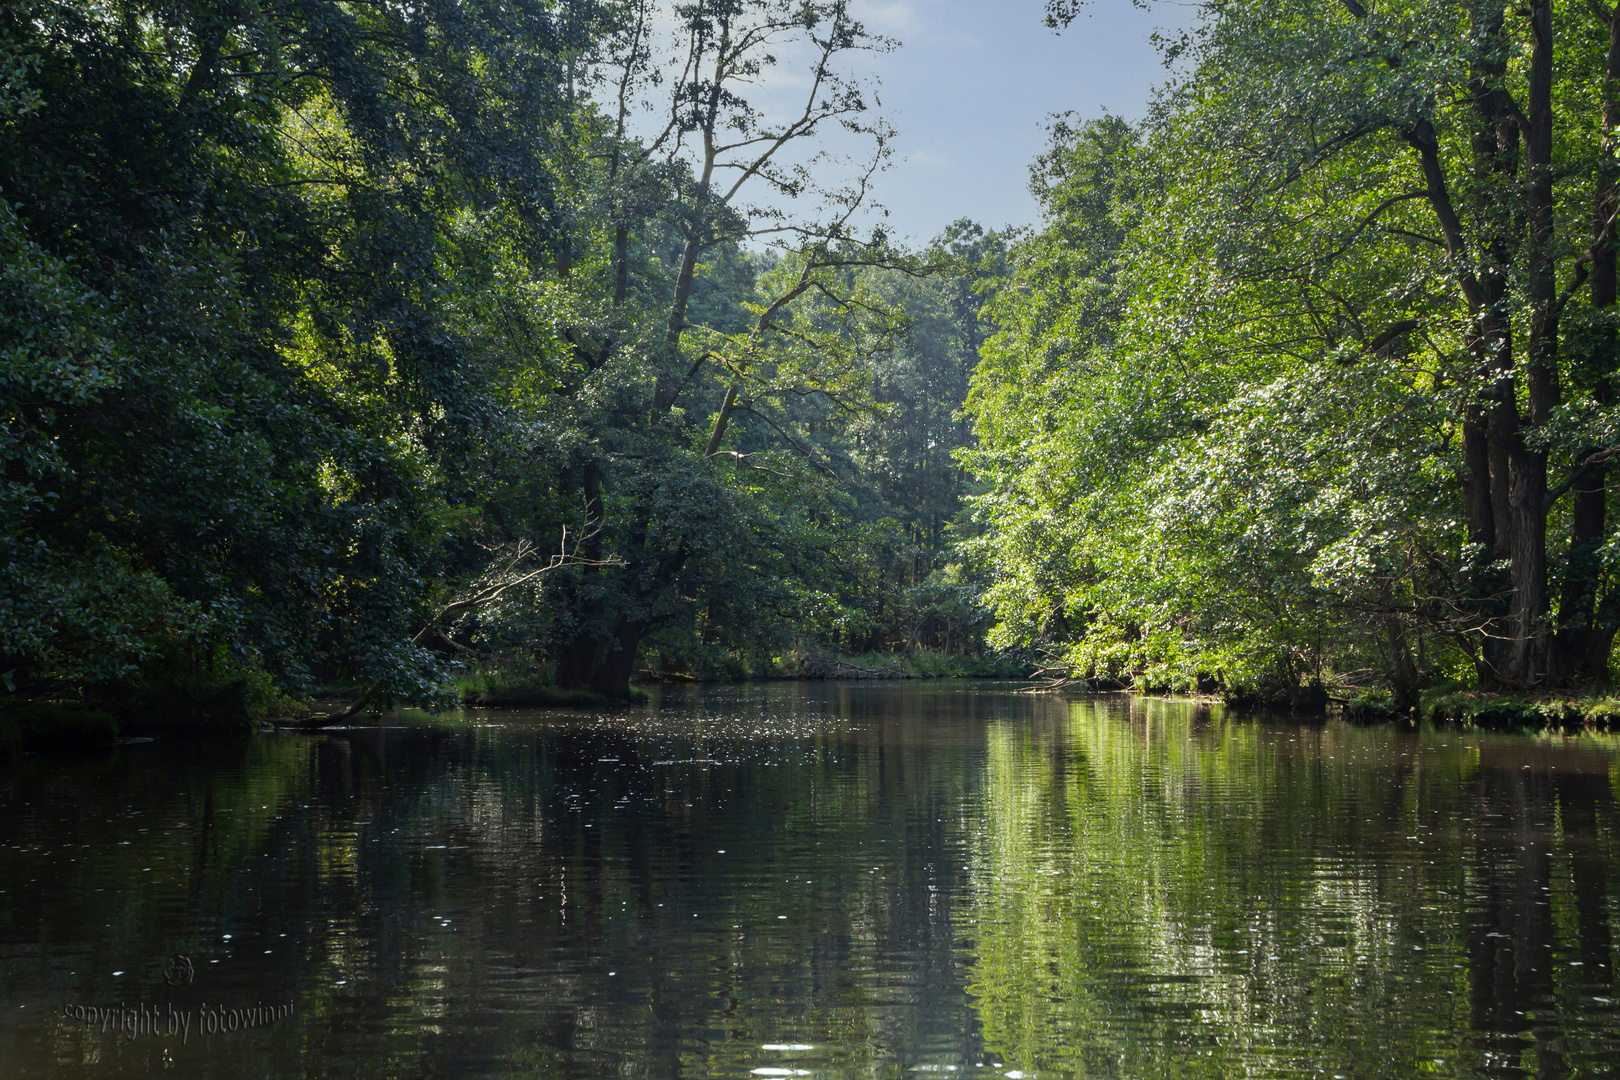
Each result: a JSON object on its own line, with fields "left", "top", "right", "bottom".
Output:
{"left": 2, "top": 683, "right": 1618, "bottom": 1078}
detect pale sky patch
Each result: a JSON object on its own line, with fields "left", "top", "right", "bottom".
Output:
{"left": 855, "top": 0, "right": 1196, "bottom": 244}
{"left": 608, "top": 1, "right": 1196, "bottom": 249}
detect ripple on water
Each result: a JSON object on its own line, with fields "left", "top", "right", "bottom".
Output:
{"left": 0, "top": 684, "right": 1615, "bottom": 1077}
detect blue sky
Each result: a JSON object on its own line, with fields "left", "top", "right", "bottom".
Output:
{"left": 851, "top": 0, "right": 1193, "bottom": 244}
{"left": 618, "top": 1, "right": 1196, "bottom": 250}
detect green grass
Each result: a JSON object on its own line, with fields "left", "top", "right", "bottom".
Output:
{"left": 464, "top": 683, "right": 640, "bottom": 708}
{"left": 1341, "top": 687, "right": 1400, "bottom": 720}
{"left": 1418, "top": 689, "right": 1618, "bottom": 730}
{"left": 839, "top": 649, "right": 1033, "bottom": 680}
{"left": 457, "top": 669, "right": 646, "bottom": 707}
{"left": 1350, "top": 681, "right": 1620, "bottom": 730}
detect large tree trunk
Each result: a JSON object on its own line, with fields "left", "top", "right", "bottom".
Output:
{"left": 1463, "top": 417, "right": 1495, "bottom": 553}
{"left": 554, "top": 105, "right": 717, "bottom": 689}
{"left": 557, "top": 615, "right": 644, "bottom": 698}
{"left": 1385, "top": 613, "right": 1422, "bottom": 712}
{"left": 1499, "top": 0, "right": 1558, "bottom": 688}
{"left": 553, "top": 463, "right": 630, "bottom": 695}
{"left": 1460, "top": 1, "right": 1520, "bottom": 685}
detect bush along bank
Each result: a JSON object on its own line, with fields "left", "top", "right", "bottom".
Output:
{"left": 2, "top": 653, "right": 308, "bottom": 752}
{"left": 1200, "top": 676, "right": 1620, "bottom": 732}
{"left": 1334, "top": 684, "right": 1620, "bottom": 732}
{"left": 817, "top": 649, "right": 1033, "bottom": 680}
{"left": 629, "top": 647, "right": 1033, "bottom": 685}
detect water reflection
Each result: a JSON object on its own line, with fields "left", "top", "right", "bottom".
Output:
{"left": 0, "top": 685, "right": 1615, "bottom": 1078}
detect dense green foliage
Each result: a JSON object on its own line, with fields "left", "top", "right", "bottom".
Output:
{"left": 968, "top": 0, "right": 1620, "bottom": 702}
{"left": 1, "top": 0, "right": 593, "bottom": 712}
{"left": 0, "top": 0, "right": 1000, "bottom": 721}
{"left": 48, "top": 0, "right": 1619, "bottom": 716}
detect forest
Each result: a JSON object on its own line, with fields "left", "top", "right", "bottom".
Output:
{"left": 971, "top": 0, "right": 1620, "bottom": 714}
{"left": 5, "top": 0, "right": 1620, "bottom": 727}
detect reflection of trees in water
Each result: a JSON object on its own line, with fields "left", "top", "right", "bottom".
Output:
{"left": 265, "top": 685, "right": 1012, "bottom": 1073}
{"left": 3, "top": 690, "right": 1619, "bottom": 1077}
{"left": 959, "top": 699, "right": 1620, "bottom": 1078}
{"left": 1468, "top": 754, "right": 1616, "bottom": 1079}
{"left": 5, "top": 692, "right": 1001, "bottom": 1075}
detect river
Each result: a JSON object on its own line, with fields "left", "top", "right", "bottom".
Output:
{"left": 1, "top": 682, "right": 1616, "bottom": 1077}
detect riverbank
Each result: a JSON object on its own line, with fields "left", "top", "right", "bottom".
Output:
{"left": 1340, "top": 685, "right": 1620, "bottom": 731}
{"left": 459, "top": 649, "right": 1031, "bottom": 703}
{"left": 832, "top": 650, "right": 1031, "bottom": 679}
{"left": 19, "top": 668, "right": 1613, "bottom": 753}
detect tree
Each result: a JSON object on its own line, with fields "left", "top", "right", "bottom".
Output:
{"left": 534, "top": 0, "right": 923, "bottom": 695}
{"left": 970, "top": 0, "right": 1620, "bottom": 696}
{"left": 0, "top": 0, "right": 593, "bottom": 711}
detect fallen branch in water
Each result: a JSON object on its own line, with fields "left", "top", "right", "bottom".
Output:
{"left": 274, "top": 535, "right": 618, "bottom": 729}
{"left": 277, "top": 698, "right": 368, "bottom": 730}
{"left": 1015, "top": 664, "right": 1080, "bottom": 692}
{"left": 1018, "top": 678, "right": 1078, "bottom": 693}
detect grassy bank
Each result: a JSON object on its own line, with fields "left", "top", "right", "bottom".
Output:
{"left": 835, "top": 649, "right": 1033, "bottom": 679}
{"left": 457, "top": 668, "right": 645, "bottom": 708}
{"left": 1420, "top": 688, "right": 1620, "bottom": 731}
{"left": 1338, "top": 683, "right": 1620, "bottom": 731}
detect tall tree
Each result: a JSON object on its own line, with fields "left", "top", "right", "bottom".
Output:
{"left": 973, "top": 0, "right": 1620, "bottom": 695}
{"left": 540, "top": 0, "right": 919, "bottom": 695}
